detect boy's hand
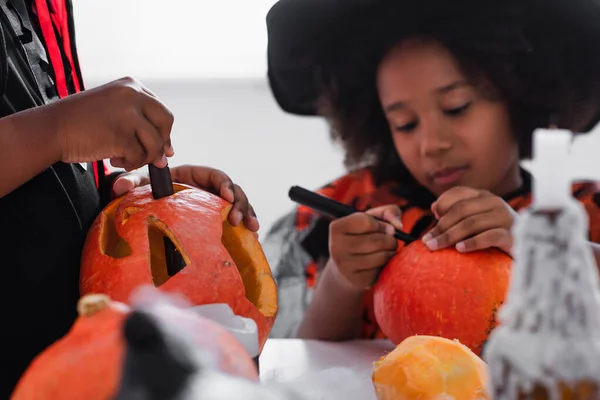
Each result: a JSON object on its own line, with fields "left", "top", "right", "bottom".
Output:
{"left": 328, "top": 205, "right": 403, "bottom": 291}
{"left": 112, "top": 165, "right": 259, "bottom": 232}
{"left": 422, "top": 186, "right": 517, "bottom": 255}
{"left": 54, "top": 77, "right": 174, "bottom": 171}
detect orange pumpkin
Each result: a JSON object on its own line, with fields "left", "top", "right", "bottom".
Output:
{"left": 79, "top": 183, "right": 277, "bottom": 351}
{"left": 372, "top": 335, "right": 491, "bottom": 400}
{"left": 11, "top": 292, "right": 259, "bottom": 400}
{"left": 373, "top": 240, "right": 511, "bottom": 355}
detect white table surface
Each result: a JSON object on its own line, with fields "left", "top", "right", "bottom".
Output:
{"left": 259, "top": 339, "right": 396, "bottom": 399}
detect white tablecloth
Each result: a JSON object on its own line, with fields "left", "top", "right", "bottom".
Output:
{"left": 259, "top": 339, "right": 395, "bottom": 399}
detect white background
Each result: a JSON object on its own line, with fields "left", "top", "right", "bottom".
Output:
{"left": 72, "top": 0, "right": 279, "bottom": 82}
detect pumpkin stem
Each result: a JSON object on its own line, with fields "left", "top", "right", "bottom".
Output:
{"left": 77, "top": 294, "right": 111, "bottom": 317}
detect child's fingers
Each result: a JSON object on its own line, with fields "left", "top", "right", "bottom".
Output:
{"left": 242, "top": 204, "right": 260, "bottom": 232}
{"left": 341, "top": 269, "right": 379, "bottom": 291}
{"left": 342, "top": 232, "right": 398, "bottom": 256}
{"left": 366, "top": 205, "right": 403, "bottom": 230}
{"left": 342, "top": 252, "right": 396, "bottom": 288}
{"left": 140, "top": 91, "right": 175, "bottom": 149}
{"left": 194, "top": 167, "right": 235, "bottom": 202}
{"left": 424, "top": 212, "right": 501, "bottom": 251}
{"left": 432, "top": 186, "right": 484, "bottom": 219}
{"left": 331, "top": 213, "right": 394, "bottom": 236}
{"left": 455, "top": 228, "right": 513, "bottom": 254}
{"left": 353, "top": 250, "right": 397, "bottom": 273}
{"left": 424, "top": 196, "right": 496, "bottom": 241}
{"left": 170, "top": 165, "right": 235, "bottom": 201}
{"left": 110, "top": 157, "right": 126, "bottom": 169}
{"left": 111, "top": 172, "right": 145, "bottom": 197}
{"left": 229, "top": 184, "right": 259, "bottom": 231}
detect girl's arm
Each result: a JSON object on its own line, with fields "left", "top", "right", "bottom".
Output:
{"left": 296, "top": 259, "right": 365, "bottom": 340}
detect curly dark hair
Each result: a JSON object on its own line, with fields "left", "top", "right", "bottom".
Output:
{"left": 312, "top": 0, "right": 600, "bottom": 185}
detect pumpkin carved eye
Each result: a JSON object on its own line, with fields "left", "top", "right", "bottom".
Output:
{"left": 99, "top": 198, "right": 132, "bottom": 259}
{"left": 100, "top": 204, "right": 267, "bottom": 293}
{"left": 80, "top": 183, "right": 278, "bottom": 352}
{"left": 99, "top": 191, "right": 189, "bottom": 287}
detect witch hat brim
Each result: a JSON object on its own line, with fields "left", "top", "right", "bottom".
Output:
{"left": 266, "top": 0, "right": 600, "bottom": 117}
{"left": 266, "top": 0, "right": 385, "bottom": 116}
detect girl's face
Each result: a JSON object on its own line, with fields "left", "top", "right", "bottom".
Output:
{"left": 376, "top": 39, "right": 522, "bottom": 197}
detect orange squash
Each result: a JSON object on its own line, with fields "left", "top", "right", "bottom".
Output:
{"left": 372, "top": 335, "right": 491, "bottom": 399}
{"left": 11, "top": 292, "right": 259, "bottom": 400}
{"left": 79, "top": 183, "right": 277, "bottom": 351}
{"left": 373, "top": 240, "right": 511, "bottom": 355}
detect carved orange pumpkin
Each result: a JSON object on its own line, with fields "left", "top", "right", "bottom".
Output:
{"left": 372, "top": 335, "right": 491, "bottom": 399}
{"left": 11, "top": 293, "right": 259, "bottom": 400}
{"left": 79, "top": 184, "right": 277, "bottom": 351}
{"left": 373, "top": 240, "right": 511, "bottom": 355}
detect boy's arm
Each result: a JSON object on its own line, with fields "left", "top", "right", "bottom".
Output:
{"left": 0, "top": 106, "right": 62, "bottom": 198}
{"left": 1, "top": 77, "right": 177, "bottom": 199}
{"left": 1, "top": 103, "right": 123, "bottom": 206}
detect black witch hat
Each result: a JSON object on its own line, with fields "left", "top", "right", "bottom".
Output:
{"left": 266, "top": 0, "right": 600, "bottom": 131}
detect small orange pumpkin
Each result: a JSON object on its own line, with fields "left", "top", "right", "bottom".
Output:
{"left": 373, "top": 240, "right": 512, "bottom": 355}
{"left": 372, "top": 335, "right": 491, "bottom": 399}
{"left": 11, "top": 292, "right": 259, "bottom": 400}
{"left": 79, "top": 183, "right": 277, "bottom": 351}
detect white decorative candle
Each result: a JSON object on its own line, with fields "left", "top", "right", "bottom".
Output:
{"left": 483, "top": 128, "right": 600, "bottom": 400}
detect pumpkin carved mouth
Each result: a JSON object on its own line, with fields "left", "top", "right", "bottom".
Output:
{"left": 220, "top": 213, "right": 278, "bottom": 320}
{"left": 80, "top": 183, "right": 278, "bottom": 351}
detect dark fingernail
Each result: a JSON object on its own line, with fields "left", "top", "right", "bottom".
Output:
{"left": 250, "top": 207, "right": 257, "bottom": 218}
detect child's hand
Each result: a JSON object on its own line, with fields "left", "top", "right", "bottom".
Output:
{"left": 422, "top": 186, "right": 517, "bottom": 255}
{"left": 112, "top": 165, "right": 259, "bottom": 232}
{"left": 328, "top": 205, "right": 403, "bottom": 291}
{"left": 53, "top": 77, "right": 175, "bottom": 171}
